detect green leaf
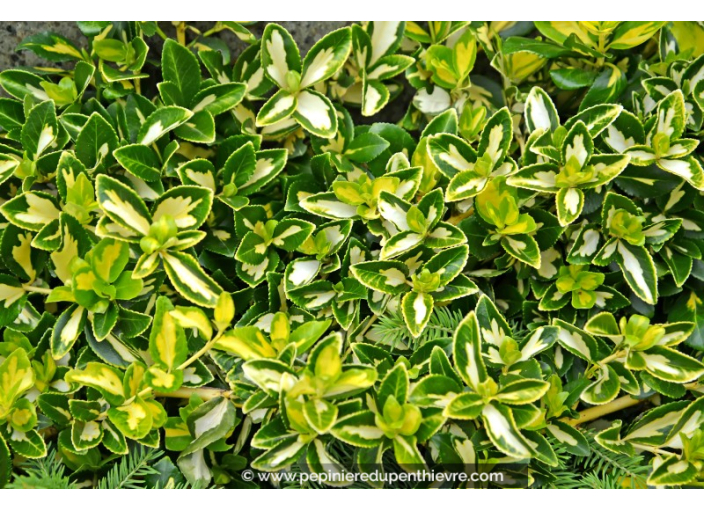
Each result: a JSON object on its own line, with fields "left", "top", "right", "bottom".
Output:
{"left": 137, "top": 106, "right": 193, "bottom": 145}
{"left": 96, "top": 175, "right": 152, "bottom": 236}
{"left": 409, "top": 375, "right": 461, "bottom": 408}
{"left": 107, "top": 398, "right": 153, "bottom": 440}
{"left": 261, "top": 24, "right": 301, "bottom": 90}
{"left": 303, "top": 399, "right": 338, "bottom": 434}
{"left": 580, "top": 65, "right": 626, "bottom": 110}
{"left": 648, "top": 455, "right": 697, "bottom": 486}
{"left": 250, "top": 436, "right": 308, "bottom": 471}
{"left": 581, "top": 365, "right": 621, "bottom": 404}
{"left": 627, "top": 346, "right": 704, "bottom": 383}
{"left": 17, "top": 31, "right": 83, "bottom": 61}
{"left": 300, "top": 27, "right": 352, "bottom": 88}
{"left": 191, "top": 83, "right": 246, "bottom": 116}
{"left": 524, "top": 86, "right": 559, "bottom": 133}
{"left": 331, "top": 411, "right": 385, "bottom": 448}
{"left": 162, "top": 39, "right": 201, "bottom": 104}
{"left": 152, "top": 185, "right": 213, "bottom": 231}
{"left": 614, "top": 241, "right": 658, "bottom": 305}
{"left": 553, "top": 319, "right": 599, "bottom": 362}
{"left": 0, "top": 349, "right": 34, "bottom": 420}
{"left": 162, "top": 252, "right": 223, "bottom": 308}
{"left": 293, "top": 90, "right": 338, "bottom": 138}
{"left": 546, "top": 421, "right": 589, "bottom": 456}
{"left": 215, "top": 326, "right": 276, "bottom": 360}
{"left": 242, "top": 359, "right": 296, "bottom": 397}
{"left": 350, "top": 261, "right": 410, "bottom": 295}
{"left": 182, "top": 397, "right": 237, "bottom": 455}
{"left": 452, "top": 311, "right": 487, "bottom": 390}
{"left": 669, "top": 291, "right": 704, "bottom": 350}
{"left": 239, "top": 149, "right": 288, "bottom": 196}
{"left": 401, "top": 291, "right": 434, "bottom": 338}
{"left": 51, "top": 304, "right": 87, "bottom": 360}
{"left": 501, "top": 234, "right": 541, "bottom": 269}
{"left": 495, "top": 379, "right": 550, "bottom": 405}
{"left": 550, "top": 68, "right": 598, "bottom": 90}
{"left": 174, "top": 110, "right": 215, "bottom": 144}
{"left": 21, "top": 100, "right": 57, "bottom": 161}
{"left": 75, "top": 112, "right": 118, "bottom": 171}
{"left": 149, "top": 296, "right": 188, "bottom": 374}
{"left": 113, "top": 144, "right": 162, "bottom": 182}
{"left": 377, "top": 364, "right": 409, "bottom": 410}
{"left": 481, "top": 402, "right": 534, "bottom": 459}
{"left": 610, "top": 22, "right": 666, "bottom": 49}
{"left": 393, "top": 435, "right": 426, "bottom": 471}
{"left": 66, "top": 362, "right": 126, "bottom": 406}
{"left": 346, "top": 132, "right": 390, "bottom": 163}
{"left": 0, "top": 191, "right": 61, "bottom": 232}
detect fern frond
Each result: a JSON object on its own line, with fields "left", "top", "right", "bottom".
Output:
{"left": 543, "top": 430, "right": 650, "bottom": 489}
{"left": 370, "top": 306, "right": 464, "bottom": 351}
{"left": 6, "top": 449, "right": 77, "bottom": 489}
{"left": 96, "top": 446, "right": 164, "bottom": 489}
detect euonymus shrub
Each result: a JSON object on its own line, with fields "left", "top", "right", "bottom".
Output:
{"left": 0, "top": 21, "right": 703, "bottom": 489}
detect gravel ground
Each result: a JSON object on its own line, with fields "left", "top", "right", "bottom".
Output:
{"left": 0, "top": 21, "right": 351, "bottom": 69}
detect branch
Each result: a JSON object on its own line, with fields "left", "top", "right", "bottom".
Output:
{"left": 563, "top": 395, "right": 653, "bottom": 426}
{"left": 155, "top": 386, "right": 232, "bottom": 401}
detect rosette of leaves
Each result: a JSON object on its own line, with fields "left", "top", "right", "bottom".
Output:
{"left": 520, "top": 85, "right": 623, "bottom": 165}
{"left": 334, "top": 22, "right": 415, "bottom": 117}
{"left": 593, "top": 396, "right": 704, "bottom": 486}
{"left": 61, "top": 293, "right": 233, "bottom": 465}
{"left": 403, "top": 22, "right": 474, "bottom": 116}
{"left": 233, "top": 205, "right": 315, "bottom": 287}
{"left": 567, "top": 192, "right": 681, "bottom": 305}
{"left": 300, "top": 158, "right": 422, "bottom": 226}
{"left": 374, "top": 188, "right": 467, "bottom": 260}
{"left": 538, "top": 264, "right": 628, "bottom": 312}
{"left": 509, "top": 119, "right": 631, "bottom": 226}
{"left": 65, "top": 361, "right": 169, "bottom": 445}
{"left": 352, "top": 245, "right": 476, "bottom": 337}
{"left": 256, "top": 24, "right": 352, "bottom": 138}
{"left": 237, "top": 332, "right": 377, "bottom": 475}
{"left": 638, "top": 53, "right": 704, "bottom": 131}
{"left": 46, "top": 238, "right": 143, "bottom": 359}
{"left": 624, "top": 90, "right": 704, "bottom": 191}
{"left": 429, "top": 107, "right": 516, "bottom": 203}
{"left": 94, "top": 175, "right": 222, "bottom": 307}
{"left": 0, "top": 349, "right": 49, "bottom": 461}
{"left": 331, "top": 362, "right": 445, "bottom": 474}
{"left": 406, "top": 304, "right": 559, "bottom": 465}
{"left": 583, "top": 313, "right": 704, "bottom": 388}
{"left": 460, "top": 178, "right": 544, "bottom": 269}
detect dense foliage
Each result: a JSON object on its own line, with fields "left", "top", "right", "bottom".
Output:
{"left": 0, "top": 21, "right": 704, "bottom": 489}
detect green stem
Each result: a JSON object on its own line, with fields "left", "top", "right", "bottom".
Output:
{"left": 448, "top": 208, "right": 473, "bottom": 225}
{"left": 178, "top": 329, "right": 225, "bottom": 371}
{"left": 176, "top": 22, "right": 187, "bottom": 45}
{"left": 596, "top": 33, "right": 607, "bottom": 68}
{"left": 154, "top": 24, "right": 168, "bottom": 40}
{"left": 586, "top": 350, "right": 626, "bottom": 378}
{"left": 23, "top": 285, "right": 51, "bottom": 294}
{"left": 565, "top": 382, "right": 699, "bottom": 426}
{"left": 155, "top": 386, "right": 232, "bottom": 401}
{"left": 564, "top": 394, "right": 651, "bottom": 426}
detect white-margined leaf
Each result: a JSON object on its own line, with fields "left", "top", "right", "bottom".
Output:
{"left": 452, "top": 311, "right": 487, "bottom": 391}
{"left": 350, "top": 260, "right": 410, "bottom": 295}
